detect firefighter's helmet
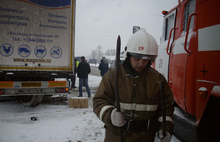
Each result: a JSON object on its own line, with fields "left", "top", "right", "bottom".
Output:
{"left": 124, "top": 28, "right": 158, "bottom": 60}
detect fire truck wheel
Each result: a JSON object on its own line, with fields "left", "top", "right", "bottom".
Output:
{"left": 19, "top": 95, "right": 44, "bottom": 107}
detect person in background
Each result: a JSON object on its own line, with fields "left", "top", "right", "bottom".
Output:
{"left": 98, "top": 57, "right": 109, "bottom": 77}
{"left": 71, "top": 58, "right": 79, "bottom": 89}
{"left": 77, "top": 56, "right": 91, "bottom": 97}
{"left": 93, "top": 28, "right": 174, "bottom": 142}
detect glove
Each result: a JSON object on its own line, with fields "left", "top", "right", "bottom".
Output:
{"left": 111, "top": 108, "right": 126, "bottom": 127}
{"left": 158, "top": 130, "right": 171, "bottom": 142}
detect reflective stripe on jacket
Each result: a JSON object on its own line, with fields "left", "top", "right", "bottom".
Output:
{"left": 76, "top": 60, "right": 79, "bottom": 68}
{"left": 93, "top": 65, "right": 174, "bottom": 142}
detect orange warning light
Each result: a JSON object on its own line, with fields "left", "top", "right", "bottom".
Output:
{"left": 162, "top": 10, "right": 168, "bottom": 15}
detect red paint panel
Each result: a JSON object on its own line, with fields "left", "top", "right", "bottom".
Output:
{"left": 170, "top": 53, "right": 188, "bottom": 111}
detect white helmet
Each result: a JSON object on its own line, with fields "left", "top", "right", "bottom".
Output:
{"left": 124, "top": 28, "right": 158, "bottom": 60}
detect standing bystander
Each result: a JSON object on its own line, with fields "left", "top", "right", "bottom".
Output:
{"left": 77, "top": 56, "right": 91, "bottom": 97}
{"left": 71, "top": 58, "right": 79, "bottom": 89}
{"left": 98, "top": 57, "right": 109, "bottom": 77}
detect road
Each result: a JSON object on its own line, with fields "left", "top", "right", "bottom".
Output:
{"left": 90, "top": 65, "right": 101, "bottom": 77}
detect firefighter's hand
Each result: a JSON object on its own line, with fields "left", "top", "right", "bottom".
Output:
{"left": 111, "top": 108, "right": 126, "bottom": 127}
{"left": 158, "top": 130, "right": 171, "bottom": 142}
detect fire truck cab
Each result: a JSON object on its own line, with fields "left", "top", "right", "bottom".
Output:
{"left": 155, "top": 0, "right": 220, "bottom": 141}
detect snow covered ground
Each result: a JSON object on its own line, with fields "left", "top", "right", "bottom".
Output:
{"left": 0, "top": 73, "right": 180, "bottom": 142}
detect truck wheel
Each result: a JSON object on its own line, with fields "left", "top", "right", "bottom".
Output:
{"left": 19, "top": 95, "right": 44, "bottom": 107}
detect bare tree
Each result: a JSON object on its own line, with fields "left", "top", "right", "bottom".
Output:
{"left": 110, "top": 49, "right": 116, "bottom": 56}
{"left": 96, "top": 45, "right": 103, "bottom": 58}
{"left": 105, "top": 49, "right": 116, "bottom": 56}
{"left": 105, "top": 50, "right": 111, "bottom": 56}
{"left": 89, "top": 45, "right": 103, "bottom": 60}
{"left": 90, "top": 50, "right": 97, "bottom": 59}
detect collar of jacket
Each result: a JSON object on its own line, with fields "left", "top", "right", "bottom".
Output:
{"left": 122, "top": 64, "right": 150, "bottom": 79}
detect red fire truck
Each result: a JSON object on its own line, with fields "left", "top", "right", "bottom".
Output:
{"left": 155, "top": 0, "right": 220, "bottom": 141}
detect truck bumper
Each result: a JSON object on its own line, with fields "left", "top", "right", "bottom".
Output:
{"left": 0, "top": 81, "right": 69, "bottom": 96}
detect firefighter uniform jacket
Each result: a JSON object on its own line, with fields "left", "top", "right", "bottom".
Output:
{"left": 93, "top": 65, "right": 174, "bottom": 142}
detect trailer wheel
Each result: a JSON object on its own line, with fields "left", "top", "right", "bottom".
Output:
{"left": 19, "top": 95, "right": 44, "bottom": 107}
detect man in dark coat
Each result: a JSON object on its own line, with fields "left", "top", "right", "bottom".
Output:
{"left": 77, "top": 56, "right": 91, "bottom": 97}
{"left": 98, "top": 57, "right": 109, "bottom": 77}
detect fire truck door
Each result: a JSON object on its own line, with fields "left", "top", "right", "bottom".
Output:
{"left": 169, "top": 0, "right": 196, "bottom": 112}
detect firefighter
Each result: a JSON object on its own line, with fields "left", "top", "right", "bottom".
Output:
{"left": 93, "top": 28, "right": 174, "bottom": 142}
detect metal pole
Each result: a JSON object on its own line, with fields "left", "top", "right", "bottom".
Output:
{"left": 160, "top": 80, "right": 166, "bottom": 137}
{"left": 114, "top": 35, "right": 123, "bottom": 142}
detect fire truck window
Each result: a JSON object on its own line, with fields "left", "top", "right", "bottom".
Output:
{"left": 183, "top": 0, "right": 196, "bottom": 31}
{"left": 165, "top": 14, "right": 175, "bottom": 41}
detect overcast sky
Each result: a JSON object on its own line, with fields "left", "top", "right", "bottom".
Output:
{"left": 75, "top": 0, "right": 178, "bottom": 57}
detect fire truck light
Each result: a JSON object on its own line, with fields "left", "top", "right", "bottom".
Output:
{"left": 162, "top": 10, "right": 168, "bottom": 15}
{"left": 198, "top": 87, "right": 208, "bottom": 98}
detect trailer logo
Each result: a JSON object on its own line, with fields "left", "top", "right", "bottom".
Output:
{"left": 50, "top": 46, "right": 62, "bottom": 59}
{"left": 18, "top": 44, "right": 31, "bottom": 57}
{"left": 34, "top": 45, "right": 47, "bottom": 58}
{"left": 0, "top": 43, "right": 14, "bottom": 57}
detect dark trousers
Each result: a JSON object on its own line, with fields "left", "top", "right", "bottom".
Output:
{"left": 79, "top": 78, "right": 91, "bottom": 97}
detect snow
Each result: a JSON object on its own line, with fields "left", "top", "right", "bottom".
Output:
{"left": 198, "top": 87, "right": 207, "bottom": 91}
{"left": 212, "top": 85, "right": 220, "bottom": 94}
{"left": 0, "top": 72, "right": 180, "bottom": 142}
